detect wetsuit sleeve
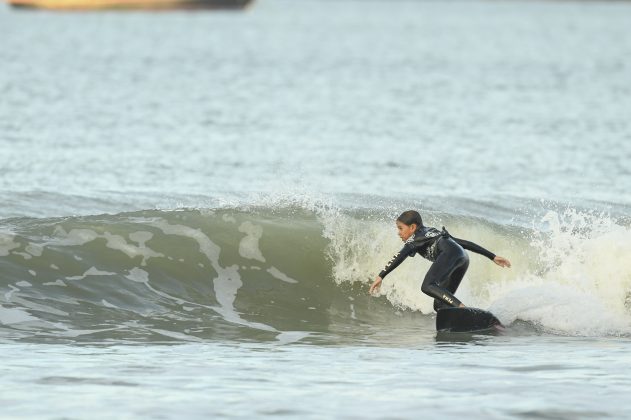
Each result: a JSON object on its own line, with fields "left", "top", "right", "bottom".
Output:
{"left": 378, "top": 243, "right": 415, "bottom": 279}
{"left": 452, "top": 237, "right": 496, "bottom": 260}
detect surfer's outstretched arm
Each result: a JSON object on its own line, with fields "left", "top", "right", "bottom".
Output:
{"left": 370, "top": 244, "right": 414, "bottom": 294}
{"left": 379, "top": 243, "right": 415, "bottom": 279}
{"left": 451, "top": 237, "right": 495, "bottom": 259}
{"left": 451, "top": 237, "right": 511, "bottom": 268}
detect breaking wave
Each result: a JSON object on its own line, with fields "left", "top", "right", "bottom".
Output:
{"left": 1, "top": 201, "right": 630, "bottom": 344}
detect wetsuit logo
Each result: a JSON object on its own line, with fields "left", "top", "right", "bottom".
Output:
{"left": 385, "top": 252, "right": 400, "bottom": 268}
{"left": 442, "top": 294, "right": 454, "bottom": 304}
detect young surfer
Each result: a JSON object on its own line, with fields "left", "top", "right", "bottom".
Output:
{"left": 369, "top": 210, "right": 511, "bottom": 311}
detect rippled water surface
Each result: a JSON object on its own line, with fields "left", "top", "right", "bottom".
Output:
{"left": 2, "top": 0, "right": 631, "bottom": 417}
{"left": 4, "top": 339, "right": 631, "bottom": 419}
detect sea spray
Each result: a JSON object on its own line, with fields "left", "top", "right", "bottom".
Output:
{"left": 489, "top": 208, "right": 631, "bottom": 335}
{"left": 321, "top": 208, "right": 523, "bottom": 313}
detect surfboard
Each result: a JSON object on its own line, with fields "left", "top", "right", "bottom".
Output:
{"left": 436, "top": 307, "right": 503, "bottom": 333}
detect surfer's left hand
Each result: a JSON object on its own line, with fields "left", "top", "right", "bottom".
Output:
{"left": 493, "top": 256, "right": 511, "bottom": 268}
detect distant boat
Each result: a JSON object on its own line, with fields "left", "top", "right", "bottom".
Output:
{"left": 8, "top": 0, "right": 252, "bottom": 10}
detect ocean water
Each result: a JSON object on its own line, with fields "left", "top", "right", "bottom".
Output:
{"left": 2, "top": 0, "right": 631, "bottom": 418}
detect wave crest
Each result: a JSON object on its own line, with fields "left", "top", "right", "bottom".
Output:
{"left": 1, "top": 204, "right": 630, "bottom": 342}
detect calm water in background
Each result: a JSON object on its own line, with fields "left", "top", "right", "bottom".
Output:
{"left": 2, "top": 0, "right": 631, "bottom": 418}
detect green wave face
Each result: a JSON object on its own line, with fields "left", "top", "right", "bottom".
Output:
{"left": 0, "top": 208, "right": 434, "bottom": 344}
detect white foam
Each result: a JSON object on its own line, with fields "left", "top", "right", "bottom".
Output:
{"left": 267, "top": 266, "right": 298, "bottom": 284}
{"left": 237, "top": 221, "right": 266, "bottom": 262}
{"left": 52, "top": 227, "right": 99, "bottom": 246}
{"left": 128, "top": 231, "right": 153, "bottom": 247}
{"left": 43, "top": 280, "right": 67, "bottom": 287}
{"left": 101, "top": 299, "right": 119, "bottom": 309}
{"left": 275, "top": 331, "right": 310, "bottom": 345}
{"left": 103, "top": 232, "right": 163, "bottom": 266}
{"left": 66, "top": 267, "right": 116, "bottom": 281}
{"left": 487, "top": 210, "right": 631, "bottom": 336}
{"left": 0, "top": 233, "right": 20, "bottom": 256}
{"left": 0, "top": 306, "right": 38, "bottom": 325}
{"left": 125, "top": 267, "right": 149, "bottom": 283}
{"left": 50, "top": 227, "right": 163, "bottom": 266}
{"left": 322, "top": 207, "right": 631, "bottom": 336}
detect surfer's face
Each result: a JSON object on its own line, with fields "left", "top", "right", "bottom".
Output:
{"left": 396, "top": 221, "right": 416, "bottom": 242}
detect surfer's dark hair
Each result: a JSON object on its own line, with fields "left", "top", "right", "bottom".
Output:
{"left": 397, "top": 210, "right": 423, "bottom": 227}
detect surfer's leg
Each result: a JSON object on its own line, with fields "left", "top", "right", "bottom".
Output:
{"left": 433, "top": 299, "right": 449, "bottom": 311}
{"left": 422, "top": 257, "right": 464, "bottom": 308}
{"left": 422, "top": 240, "right": 469, "bottom": 310}
{"left": 444, "top": 255, "right": 469, "bottom": 294}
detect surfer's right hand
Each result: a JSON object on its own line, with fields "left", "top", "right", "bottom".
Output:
{"left": 493, "top": 256, "right": 511, "bottom": 268}
{"left": 369, "top": 277, "right": 382, "bottom": 295}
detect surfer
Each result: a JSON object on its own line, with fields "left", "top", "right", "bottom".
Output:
{"left": 369, "top": 210, "right": 511, "bottom": 311}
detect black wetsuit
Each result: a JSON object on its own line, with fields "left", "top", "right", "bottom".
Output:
{"left": 378, "top": 226, "right": 496, "bottom": 311}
